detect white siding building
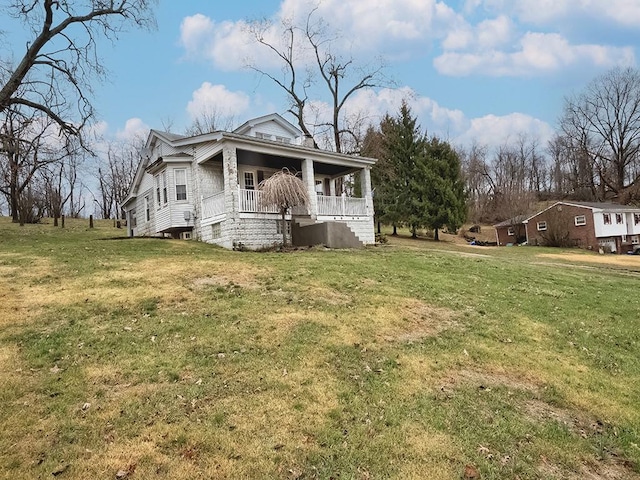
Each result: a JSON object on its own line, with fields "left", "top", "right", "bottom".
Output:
{"left": 123, "top": 113, "right": 377, "bottom": 249}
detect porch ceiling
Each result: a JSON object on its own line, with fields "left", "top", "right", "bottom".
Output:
{"left": 237, "top": 149, "right": 357, "bottom": 177}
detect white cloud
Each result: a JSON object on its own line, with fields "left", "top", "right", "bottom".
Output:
{"left": 186, "top": 83, "right": 250, "bottom": 120}
{"left": 473, "top": 0, "right": 640, "bottom": 26}
{"left": 435, "top": 32, "right": 636, "bottom": 76}
{"left": 454, "top": 112, "right": 554, "bottom": 149}
{"left": 116, "top": 118, "right": 150, "bottom": 142}
{"left": 178, "top": 0, "right": 465, "bottom": 70}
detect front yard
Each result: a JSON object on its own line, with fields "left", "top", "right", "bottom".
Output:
{"left": 0, "top": 217, "right": 638, "bottom": 479}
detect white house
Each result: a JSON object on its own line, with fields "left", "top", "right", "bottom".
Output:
{"left": 122, "top": 113, "right": 377, "bottom": 249}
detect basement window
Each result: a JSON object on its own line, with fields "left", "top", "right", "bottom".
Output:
{"left": 537, "top": 221, "right": 547, "bottom": 231}
{"left": 574, "top": 215, "right": 586, "bottom": 226}
{"left": 276, "top": 220, "right": 291, "bottom": 235}
{"left": 211, "top": 223, "right": 221, "bottom": 239}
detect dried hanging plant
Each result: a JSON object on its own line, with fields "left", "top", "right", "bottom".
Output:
{"left": 258, "top": 168, "right": 310, "bottom": 246}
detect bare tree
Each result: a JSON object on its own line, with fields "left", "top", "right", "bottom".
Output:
{"left": 0, "top": 0, "right": 156, "bottom": 140}
{"left": 95, "top": 139, "right": 140, "bottom": 219}
{"left": 245, "top": 8, "right": 387, "bottom": 153}
{"left": 184, "top": 108, "right": 237, "bottom": 136}
{"left": 0, "top": 106, "right": 74, "bottom": 222}
{"left": 561, "top": 67, "right": 640, "bottom": 203}
{"left": 258, "top": 169, "right": 309, "bottom": 247}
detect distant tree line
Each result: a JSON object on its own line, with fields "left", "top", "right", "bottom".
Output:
{"left": 460, "top": 67, "right": 640, "bottom": 224}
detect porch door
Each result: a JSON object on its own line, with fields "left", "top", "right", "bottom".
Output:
{"left": 243, "top": 171, "right": 256, "bottom": 190}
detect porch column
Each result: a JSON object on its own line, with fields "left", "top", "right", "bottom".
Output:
{"left": 329, "top": 178, "right": 336, "bottom": 196}
{"left": 222, "top": 147, "right": 239, "bottom": 246}
{"left": 360, "top": 166, "right": 374, "bottom": 216}
{"left": 301, "top": 158, "right": 318, "bottom": 218}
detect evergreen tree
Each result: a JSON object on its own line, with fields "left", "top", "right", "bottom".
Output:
{"left": 365, "top": 101, "right": 466, "bottom": 239}
{"left": 366, "top": 101, "right": 426, "bottom": 236}
{"left": 421, "top": 137, "right": 467, "bottom": 240}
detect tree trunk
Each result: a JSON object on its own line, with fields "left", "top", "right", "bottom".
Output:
{"left": 434, "top": 228, "right": 440, "bottom": 241}
{"left": 377, "top": 221, "right": 381, "bottom": 234}
{"left": 281, "top": 208, "right": 287, "bottom": 247}
{"left": 392, "top": 224, "right": 397, "bottom": 236}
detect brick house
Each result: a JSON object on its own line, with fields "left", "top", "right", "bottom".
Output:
{"left": 495, "top": 201, "right": 640, "bottom": 253}
{"left": 123, "top": 113, "right": 377, "bottom": 249}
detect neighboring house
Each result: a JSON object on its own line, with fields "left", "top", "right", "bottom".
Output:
{"left": 494, "top": 201, "right": 640, "bottom": 253}
{"left": 123, "top": 113, "right": 376, "bottom": 249}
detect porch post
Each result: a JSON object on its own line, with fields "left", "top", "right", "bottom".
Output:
{"left": 222, "top": 146, "right": 239, "bottom": 246}
{"left": 301, "top": 158, "right": 318, "bottom": 218}
{"left": 360, "top": 166, "right": 374, "bottom": 216}
{"left": 329, "top": 178, "right": 336, "bottom": 196}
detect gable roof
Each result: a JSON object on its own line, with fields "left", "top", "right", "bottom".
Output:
{"left": 233, "top": 113, "right": 302, "bottom": 137}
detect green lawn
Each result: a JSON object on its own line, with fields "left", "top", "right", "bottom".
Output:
{"left": 0, "top": 217, "right": 639, "bottom": 479}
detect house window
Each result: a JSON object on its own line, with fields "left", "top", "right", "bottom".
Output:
{"left": 244, "top": 172, "right": 255, "bottom": 190}
{"left": 211, "top": 223, "right": 221, "bottom": 239}
{"left": 155, "top": 175, "right": 161, "bottom": 206}
{"left": 181, "top": 231, "right": 192, "bottom": 240}
{"left": 537, "top": 221, "right": 547, "bottom": 231}
{"left": 162, "top": 171, "right": 168, "bottom": 205}
{"left": 144, "top": 196, "right": 150, "bottom": 222}
{"left": 603, "top": 213, "right": 611, "bottom": 225}
{"left": 175, "top": 169, "right": 187, "bottom": 201}
{"left": 574, "top": 215, "right": 586, "bottom": 226}
{"left": 276, "top": 220, "right": 291, "bottom": 235}
{"left": 507, "top": 227, "right": 515, "bottom": 236}
{"left": 615, "top": 213, "right": 623, "bottom": 224}
{"left": 634, "top": 213, "right": 640, "bottom": 225}
{"left": 130, "top": 208, "right": 137, "bottom": 228}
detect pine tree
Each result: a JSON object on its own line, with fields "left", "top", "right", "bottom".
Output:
{"left": 421, "top": 137, "right": 467, "bottom": 240}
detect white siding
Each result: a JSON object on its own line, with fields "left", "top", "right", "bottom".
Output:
{"left": 248, "top": 120, "right": 298, "bottom": 143}
{"left": 593, "top": 211, "right": 628, "bottom": 237}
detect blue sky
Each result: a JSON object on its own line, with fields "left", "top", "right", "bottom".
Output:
{"left": 10, "top": 0, "right": 640, "bottom": 150}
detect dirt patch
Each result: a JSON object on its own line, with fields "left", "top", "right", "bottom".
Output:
{"left": 375, "top": 299, "right": 460, "bottom": 344}
{"left": 524, "top": 399, "right": 607, "bottom": 438}
{"left": 538, "top": 252, "right": 640, "bottom": 269}
{"left": 438, "top": 367, "right": 542, "bottom": 395}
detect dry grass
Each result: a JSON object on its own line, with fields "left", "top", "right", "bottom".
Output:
{"left": 1, "top": 218, "right": 639, "bottom": 479}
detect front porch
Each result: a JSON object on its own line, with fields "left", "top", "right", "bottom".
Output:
{"left": 201, "top": 187, "right": 369, "bottom": 223}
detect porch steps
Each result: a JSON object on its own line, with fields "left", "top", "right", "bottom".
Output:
{"left": 291, "top": 217, "right": 364, "bottom": 249}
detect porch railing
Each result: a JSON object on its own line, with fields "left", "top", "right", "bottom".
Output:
{"left": 317, "top": 195, "right": 367, "bottom": 216}
{"left": 210, "top": 188, "right": 367, "bottom": 217}
{"left": 239, "top": 188, "right": 279, "bottom": 213}
{"left": 202, "top": 191, "right": 225, "bottom": 218}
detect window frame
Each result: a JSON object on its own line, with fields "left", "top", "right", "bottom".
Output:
{"left": 615, "top": 213, "right": 623, "bottom": 224}
{"left": 243, "top": 171, "right": 256, "bottom": 190}
{"left": 144, "top": 195, "right": 150, "bottom": 222}
{"left": 507, "top": 227, "right": 515, "bottom": 236}
{"left": 162, "top": 171, "right": 168, "bottom": 205}
{"left": 574, "top": 215, "right": 586, "bottom": 226}
{"left": 603, "top": 213, "right": 611, "bottom": 225}
{"left": 175, "top": 168, "right": 187, "bottom": 201}
{"left": 155, "top": 175, "right": 161, "bottom": 207}
{"left": 537, "top": 221, "right": 547, "bottom": 231}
